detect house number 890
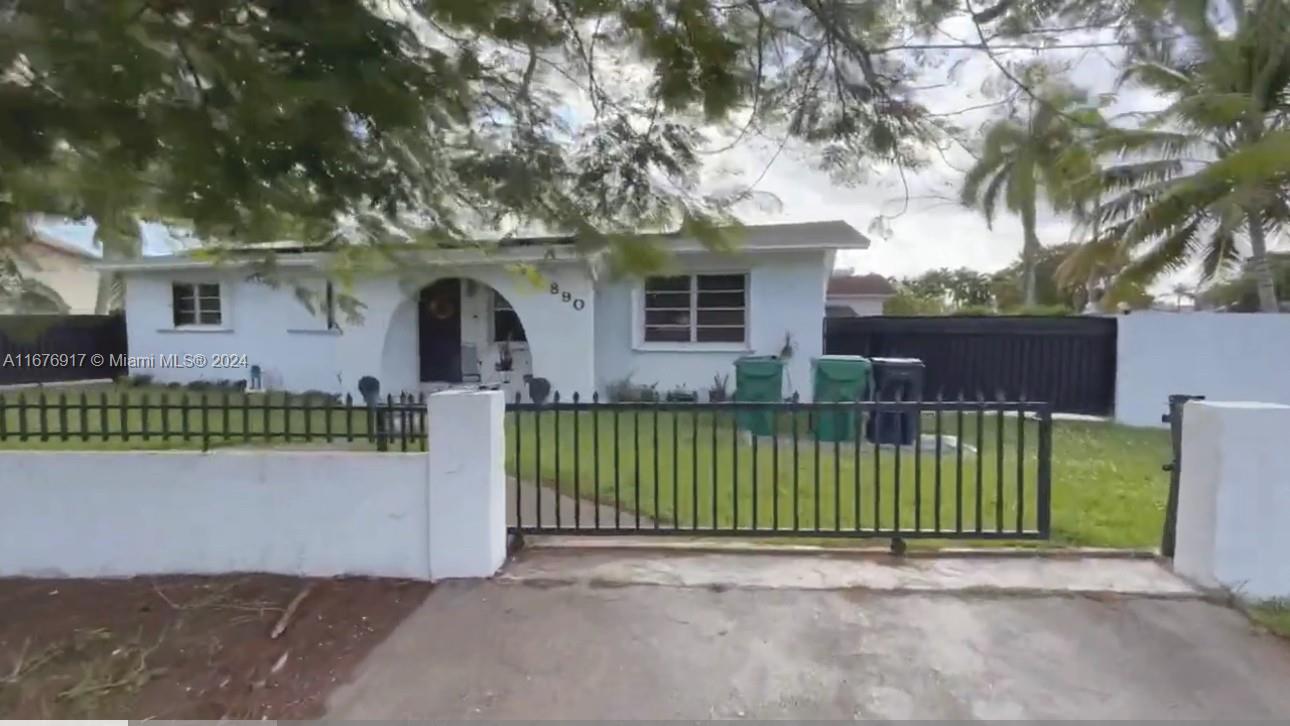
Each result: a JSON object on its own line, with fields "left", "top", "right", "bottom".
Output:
{"left": 549, "top": 282, "right": 586, "bottom": 311}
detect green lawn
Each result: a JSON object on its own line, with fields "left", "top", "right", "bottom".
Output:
{"left": 1249, "top": 600, "right": 1290, "bottom": 639}
{"left": 0, "top": 383, "right": 424, "bottom": 451}
{"left": 505, "top": 408, "right": 1172, "bottom": 549}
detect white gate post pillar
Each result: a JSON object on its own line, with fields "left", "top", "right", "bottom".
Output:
{"left": 1174, "top": 400, "right": 1290, "bottom": 598}
{"left": 426, "top": 389, "right": 507, "bottom": 579}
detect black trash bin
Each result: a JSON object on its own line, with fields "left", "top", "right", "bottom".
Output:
{"left": 865, "top": 357, "right": 926, "bottom": 446}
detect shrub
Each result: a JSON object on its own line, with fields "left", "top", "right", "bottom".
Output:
{"left": 605, "top": 375, "right": 659, "bottom": 402}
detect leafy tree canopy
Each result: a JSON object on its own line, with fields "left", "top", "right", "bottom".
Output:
{"left": 0, "top": 0, "right": 1160, "bottom": 269}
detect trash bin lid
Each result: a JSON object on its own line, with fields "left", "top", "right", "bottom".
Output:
{"left": 734, "top": 356, "right": 785, "bottom": 377}
{"left": 871, "top": 357, "right": 925, "bottom": 368}
{"left": 814, "top": 355, "right": 872, "bottom": 383}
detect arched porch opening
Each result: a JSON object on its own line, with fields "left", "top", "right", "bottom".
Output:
{"left": 413, "top": 276, "right": 533, "bottom": 396}
{"left": 378, "top": 264, "right": 595, "bottom": 401}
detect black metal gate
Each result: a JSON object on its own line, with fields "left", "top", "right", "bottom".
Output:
{"left": 824, "top": 316, "right": 1117, "bottom": 415}
{"left": 1160, "top": 393, "right": 1204, "bottom": 557}
{"left": 507, "top": 394, "right": 1052, "bottom": 542}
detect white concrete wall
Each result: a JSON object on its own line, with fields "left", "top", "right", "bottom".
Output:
{"left": 594, "top": 250, "right": 829, "bottom": 401}
{"left": 1174, "top": 401, "right": 1290, "bottom": 599}
{"left": 0, "top": 390, "right": 508, "bottom": 581}
{"left": 0, "top": 450, "right": 432, "bottom": 579}
{"left": 426, "top": 390, "right": 507, "bottom": 578}
{"left": 124, "top": 270, "right": 356, "bottom": 393}
{"left": 123, "top": 260, "right": 596, "bottom": 399}
{"left": 1116, "top": 313, "right": 1290, "bottom": 427}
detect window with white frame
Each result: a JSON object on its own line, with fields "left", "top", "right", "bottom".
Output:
{"left": 172, "top": 282, "right": 222, "bottom": 327}
{"left": 642, "top": 273, "right": 747, "bottom": 343}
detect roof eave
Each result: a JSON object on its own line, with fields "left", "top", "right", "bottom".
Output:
{"left": 99, "top": 220, "right": 870, "bottom": 273}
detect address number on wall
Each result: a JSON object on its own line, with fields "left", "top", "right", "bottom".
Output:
{"left": 549, "top": 282, "right": 586, "bottom": 311}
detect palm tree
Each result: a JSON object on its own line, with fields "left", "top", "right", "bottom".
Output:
{"left": 1170, "top": 282, "right": 1197, "bottom": 311}
{"left": 961, "top": 84, "right": 1104, "bottom": 305}
{"left": 1092, "top": 0, "right": 1290, "bottom": 312}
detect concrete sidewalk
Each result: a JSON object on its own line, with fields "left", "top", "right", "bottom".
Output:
{"left": 327, "top": 549, "right": 1290, "bottom": 719}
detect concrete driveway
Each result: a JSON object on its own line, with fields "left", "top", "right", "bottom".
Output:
{"left": 327, "top": 547, "right": 1290, "bottom": 719}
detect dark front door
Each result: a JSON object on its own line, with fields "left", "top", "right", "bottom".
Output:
{"left": 419, "top": 279, "right": 461, "bottom": 382}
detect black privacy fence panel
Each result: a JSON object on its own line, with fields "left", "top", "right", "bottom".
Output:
{"left": 507, "top": 394, "right": 1052, "bottom": 541}
{"left": 0, "top": 314, "right": 128, "bottom": 384}
{"left": 0, "top": 390, "right": 427, "bottom": 452}
{"left": 825, "top": 316, "right": 1117, "bottom": 415}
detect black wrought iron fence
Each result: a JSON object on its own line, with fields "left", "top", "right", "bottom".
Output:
{"left": 507, "top": 393, "right": 1052, "bottom": 542}
{"left": 0, "top": 389, "right": 427, "bottom": 451}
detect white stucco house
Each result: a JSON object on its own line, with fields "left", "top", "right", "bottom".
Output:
{"left": 102, "top": 220, "right": 868, "bottom": 401}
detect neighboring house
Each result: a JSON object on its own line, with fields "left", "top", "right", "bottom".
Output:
{"left": 826, "top": 273, "right": 895, "bottom": 317}
{"left": 102, "top": 221, "right": 869, "bottom": 401}
{"left": 0, "top": 235, "right": 101, "bottom": 314}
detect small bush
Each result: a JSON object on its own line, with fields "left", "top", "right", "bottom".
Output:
{"left": 299, "top": 389, "right": 342, "bottom": 403}
{"left": 1006, "top": 304, "right": 1073, "bottom": 316}
{"left": 605, "top": 375, "right": 659, "bottom": 402}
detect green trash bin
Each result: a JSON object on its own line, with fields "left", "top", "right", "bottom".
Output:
{"left": 733, "top": 356, "right": 785, "bottom": 436}
{"left": 812, "top": 355, "right": 872, "bottom": 442}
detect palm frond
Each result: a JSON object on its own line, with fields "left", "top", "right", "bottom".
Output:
{"left": 1095, "top": 160, "right": 1186, "bottom": 196}
{"left": 1122, "top": 176, "right": 1227, "bottom": 247}
{"left": 1118, "top": 61, "right": 1192, "bottom": 94}
{"left": 980, "top": 164, "right": 1012, "bottom": 229}
{"left": 1055, "top": 234, "right": 1122, "bottom": 289}
{"left": 1199, "top": 228, "right": 1241, "bottom": 280}
{"left": 960, "top": 153, "right": 1006, "bottom": 207}
{"left": 1094, "top": 128, "right": 1204, "bottom": 158}
{"left": 1116, "top": 215, "right": 1205, "bottom": 287}
{"left": 1095, "top": 176, "right": 1187, "bottom": 227}
{"left": 1159, "top": 92, "right": 1257, "bottom": 131}
{"left": 1189, "top": 129, "right": 1290, "bottom": 189}
{"left": 1003, "top": 146, "right": 1037, "bottom": 214}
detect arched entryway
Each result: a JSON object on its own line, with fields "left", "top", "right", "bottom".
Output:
{"left": 416, "top": 277, "right": 531, "bottom": 393}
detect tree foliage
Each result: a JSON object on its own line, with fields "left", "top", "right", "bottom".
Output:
{"left": 898, "top": 267, "right": 994, "bottom": 308}
{"left": 1089, "top": 0, "right": 1290, "bottom": 311}
{"left": 1201, "top": 253, "right": 1290, "bottom": 311}
{"left": 960, "top": 78, "right": 1104, "bottom": 305}
{"left": 0, "top": 1, "right": 1173, "bottom": 259}
{"left": 0, "top": 0, "right": 999, "bottom": 263}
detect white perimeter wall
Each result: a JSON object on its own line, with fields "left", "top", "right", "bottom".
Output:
{"left": 0, "top": 390, "right": 507, "bottom": 581}
{"left": 594, "top": 250, "right": 829, "bottom": 401}
{"left": 1174, "top": 401, "right": 1290, "bottom": 599}
{"left": 0, "top": 450, "right": 431, "bottom": 579}
{"left": 1116, "top": 313, "right": 1290, "bottom": 427}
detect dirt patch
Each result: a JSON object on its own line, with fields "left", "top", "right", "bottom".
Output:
{"left": 0, "top": 575, "right": 430, "bottom": 719}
